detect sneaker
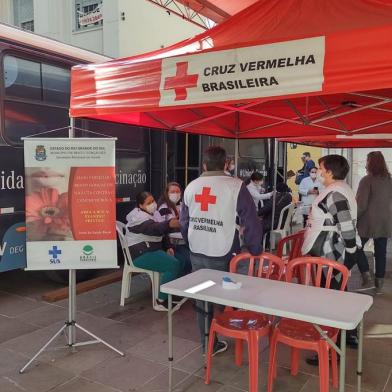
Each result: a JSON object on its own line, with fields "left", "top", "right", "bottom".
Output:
{"left": 155, "top": 299, "right": 168, "bottom": 311}
{"left": 375, "top": 278, "right": 384, "bottom": 295}
{"left": 203, "top": 340, "right": 229, "bottom": 357}
{"left": 306, "top": 353, "right": 340, "bottom": 367}
{"left": 212, "top": 340, "right": 228, "bottom": 357}
{"left": 356, "top": 272, "right": 375, "bottom": 291}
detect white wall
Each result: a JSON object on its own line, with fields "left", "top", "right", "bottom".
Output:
{"left": 116, "top": 0, "right": 204, "bottom": 57}
{"left": 1, "top": 0, "right": 205, "bottom": 58}
{"left": 0, "top": 0, "right": 13, "bottom": 24}
{"left": 323, "top": 148, "right": 392, "bottom": 193}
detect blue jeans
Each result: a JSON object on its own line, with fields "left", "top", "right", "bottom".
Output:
{"left": 174, "top": 244, "right": 192, "bottom": 274}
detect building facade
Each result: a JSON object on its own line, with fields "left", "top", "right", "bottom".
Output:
{"left": 0, "top": 0, "right": 205, "bottom": 57}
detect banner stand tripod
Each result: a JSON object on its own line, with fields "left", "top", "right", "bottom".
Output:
{"left": 20, "top": 269, "right": 124, "bottom": 373}
{"left": 20, "top": 121, "right": 124, "bottom": 373}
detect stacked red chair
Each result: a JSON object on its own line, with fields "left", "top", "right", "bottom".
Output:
{"left": 205, "top": 252, "right": 285, "bottom": 392}
{"left": 267, "top": 257, "right": 349, "bottom": 392}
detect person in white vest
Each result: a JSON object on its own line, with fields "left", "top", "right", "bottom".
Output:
{"left": 301, "top": 155, "right": 362, "bottom": 365}
{"left": 298, "top": 167, "right": 324, "bottom": 227}
{"left": 126, "top": 191, "right": 184, "bottom": 311}
{"left": 180, "top": 146, "right": 262, "bottom": 356}
{"left": 246, "top": 171, "right": 274, "bottom": 212}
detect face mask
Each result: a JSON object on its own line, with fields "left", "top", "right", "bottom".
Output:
{"left": 168, "top": 193, "right": 181, "bottom": 204}
{"left": 318, "top": 174, "right": 325, "bottom": 184}
{"left": 229, "top": 164, "right": 235, "bottom": 171}
{"left": 145, "top": 201, "right": 157, "bottom": 215}
{"left": 310, "top": 172, "right": 317, "bottom": 179}
{"left": 253, "top": 181, "right": 262, "bottom": 189}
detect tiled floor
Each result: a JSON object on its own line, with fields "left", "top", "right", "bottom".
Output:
{"left": 0, "top": 266, "right": 391, "bottom": 392}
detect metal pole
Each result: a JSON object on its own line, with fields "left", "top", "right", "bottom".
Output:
{"left": 68, "top": 118, "right": 76, "bottom": 346}
{"left": 339, "top": 329, "right": 347, "bottom": 392}
{"left": 204, "top": 301, "right": 209, "bottom": 358}
{"left": 270, "top": 139, "right": 279, "bottom": 249}
{"left": 168, "top": 294, "right": 173, "bottom": 392}
{"left": 69, "top": 118, "right": 75, "bottom": 138}
{"left": 185, "top": 133, "right": 189, "bottom": 185}
{"left": 68, "top": 270, "right": 76, "bottom": 346}
{"left": 234, "top": 138, "right": 239, "bottom": 177}
{"left": 357, "top": 319, "right": 364, "bottom": 392}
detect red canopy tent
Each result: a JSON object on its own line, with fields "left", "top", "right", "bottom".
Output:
{"left": 279, "top": 134, "right": 392, "bottom": 149}
{"left": 70, "top": 0, "right": 392, "bottom": 140}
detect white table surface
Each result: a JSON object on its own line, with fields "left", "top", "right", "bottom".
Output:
{"left": 161, "top": 269, "right": 373, "bottom": 330}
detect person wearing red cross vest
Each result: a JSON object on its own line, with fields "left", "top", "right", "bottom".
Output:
{"left": 180, "top": 146, "right": 262, "bottom": 355}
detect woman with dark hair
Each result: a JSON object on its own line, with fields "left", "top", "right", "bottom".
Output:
{"left": 125, "top": 191, "right": 184, "bottom": 309}
{"left": 246, "top": 171, "right": 273, "bottom": 212}
{"left": 356, "top": 151, "right": 392, "bottom": 293}
{"left": 157, "top": 182, "right": 192, "bottom": 273}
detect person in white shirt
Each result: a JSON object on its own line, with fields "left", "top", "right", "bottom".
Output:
{"left": 298, "top": 167, "right": 324, "bottom": 227}
{"left": 246, "top": 172, "right": 273, "bottom": 213}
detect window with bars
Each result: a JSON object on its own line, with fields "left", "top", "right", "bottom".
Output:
{"left": 13, "top": 0, "right": 34, "bottom": 31}
{"left": 74, "top": 0, "right": 103, "bottom": 31}
{"left": 20, "top": 20, "right": 34, "bottom": 31}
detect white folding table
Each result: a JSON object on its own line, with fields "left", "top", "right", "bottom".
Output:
{"left": 161, "top": 268, "right": 373, "bottom": 392}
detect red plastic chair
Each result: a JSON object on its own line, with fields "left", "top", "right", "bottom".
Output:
{"left": 267, "top": 257, "right": 349, "bottom": 392}
{"left": 276, "top": 230, "right": 305, "bottom": 261}
{"left": 205, "top": 252, "right": 285, "bottom": 392}
{"left": 276, "top": 230, "right": 305, "bottom": 281}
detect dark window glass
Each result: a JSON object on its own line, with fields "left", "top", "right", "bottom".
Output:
{"left": 80, "top": 119, "right": 146, "bottom": 151}
{"left": 188, "top": 134, "right": 199, "bottom": 166}
{"left": 239, "top": 139, "right": 266, "bottom": 160}
{"left": 207, "top": 137, "right": 235, "bottom": 156}
{"left": 3, "top": 101, "right": 69, "bottom": 145}
{"left": 3, "top": 55, "right": 41, "bottom": 100}
{"left": 42, "top": 64, "right": 70, "bottom": 105}
{"left": 176, "top": 134, "right": 186, "bottom": 166}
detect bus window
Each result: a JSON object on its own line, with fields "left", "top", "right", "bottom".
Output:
{"left": 3, "top": 101, "right": 69, "bottom": 144}
{"left": 3, "top": 55, "right": 41, "bottom": 100}
{"left": 239, "top": 139, "right": 266, "bottom": 160}
{"left": 42, "top": 64, "right": 70, "bottom": 105}
{"left": 81, "top": 119, "right": 146, "bottom": 152}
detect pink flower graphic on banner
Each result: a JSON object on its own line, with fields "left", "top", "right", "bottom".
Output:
{"left": 26, "top": 188, "right": 71, "bottom": 240}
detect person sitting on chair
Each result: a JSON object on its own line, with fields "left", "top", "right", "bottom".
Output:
{"left": 125, "top": 191, "right": 184, "bottom": 310}
{"left": 156, "top": 182, "right": 192, "bottom": 274}
{"left": 259, "top": 182, "right": 292, "bottom": 233}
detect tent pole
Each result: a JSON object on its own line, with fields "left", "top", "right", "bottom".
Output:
{"left": 234, "top": 138, "right": 239, "bottom": 177}
{"left": 270, "top": 139, "right": 278, "bottom": 249}
{"left": 185, "top": 134, "right": 189, "bottom": 185}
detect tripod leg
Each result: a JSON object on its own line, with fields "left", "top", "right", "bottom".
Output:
{"left": 75, "top": 323, "right": 124, "bottom": 356}
{"left": 19, "top": 324, "right": 67, "bottom": 374}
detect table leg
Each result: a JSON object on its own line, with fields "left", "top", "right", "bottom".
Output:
{"left": 339, "top": 329, "right": 346, "bottom": 392}
{"left": 204, "top": 301, "right": 209, "bottom": 360}
{"left": 168, "top": 294, "right": 173, "bottom": 392}
{"left": 357, "top": 319, "right": 364, "bottom": 392}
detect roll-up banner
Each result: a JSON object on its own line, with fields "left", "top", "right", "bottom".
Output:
{"left": 23, "top": 138, "right": 118, "bottom": 270}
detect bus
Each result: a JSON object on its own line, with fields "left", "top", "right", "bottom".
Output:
{"left": 0, "top": 23, "right": 277, "bottom": 281}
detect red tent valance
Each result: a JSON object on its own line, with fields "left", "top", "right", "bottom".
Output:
{"left": 70, "top": 0, "right": 392, "bottom": 139}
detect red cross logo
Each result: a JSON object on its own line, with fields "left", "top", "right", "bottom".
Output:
{"left": 195, "top": 187, "right": 217, "bottom": 212}
{"left": 164, "top": 61, "right": 198, "bottom": 101}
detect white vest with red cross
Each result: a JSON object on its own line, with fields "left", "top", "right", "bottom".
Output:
{"left": 183, "top": 175, "right": 242, "bottom": 257}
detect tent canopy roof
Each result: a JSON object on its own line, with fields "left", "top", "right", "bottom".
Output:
{"left": 70, "top": 0, "right": 392, "bottom": 139}
{"left": 175, "top": 0, "right": 258, "bottom": 24}
{"left": 279, "top": 133, "right": 392, "bottom": 148}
